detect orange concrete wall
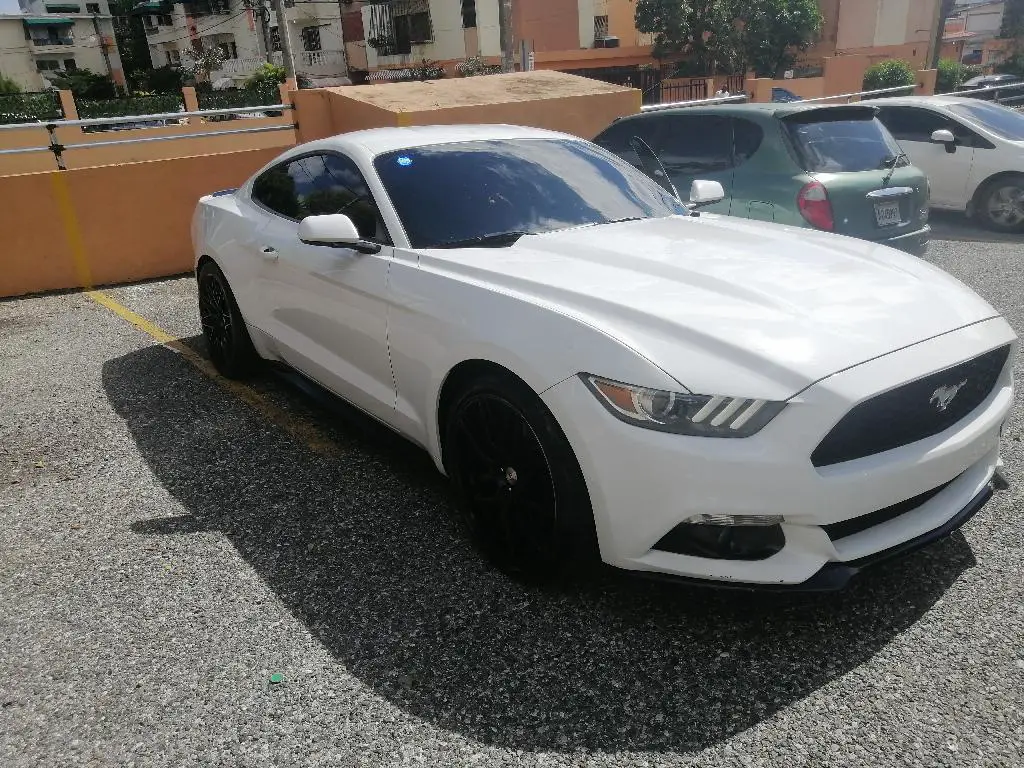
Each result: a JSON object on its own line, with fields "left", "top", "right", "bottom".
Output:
{"left": 823, "top": 54, "right": 873, "bottom": 95}
{"left": 292, "top": 87, "right": 399, "bottom": 144}
{"left": 0, "top": 147, "right": 282, "bottom": 298}
{"left": 771, "top": 77, "right": 826, "bottom": 99}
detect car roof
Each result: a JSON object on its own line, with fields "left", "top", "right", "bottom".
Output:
{"left": 866, "top": 95, "right": 987, "bottom": 108}
{"left": 610, "top": 101, "right": 876, "bottom": 122}
{"left": 963, "top": 74, "right": 1020, "bottom": 84}
{"left": 287, "top": 124, "right": 578, "bottom": 158}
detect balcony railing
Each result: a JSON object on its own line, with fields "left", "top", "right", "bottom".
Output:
{"left": 212, "top": 56, "right": 265, "bottom": 77}
{"left": 271, "top": 50, "right": 346, "bottom": 71}
{"left": 32, "top": 37, "right": 75, "bottom": 47}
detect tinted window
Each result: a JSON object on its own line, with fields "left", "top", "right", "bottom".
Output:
{"left": 649, "top": 115, "right": 733, "bottom": 174}
{"left": 251, "top": 153, "right": 388, "bottom": 241}
{"left": 373, "top": 139, "right": 688, "bottom": 249}
{"left": 592, "top": 119, "right": 651, "bottom": 169}
{"left": 783, "top": 114, "right": 902, "bottom": 172}
{"left": 875, "top": 106, "right": 950, "bottom": 142}
{"left": 948, "top": 101, "right": 1024, "bottom": 141}
{"left": 733, "top": 118, "right": 764, "bottom": 165}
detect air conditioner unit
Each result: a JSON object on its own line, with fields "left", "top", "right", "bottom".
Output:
{"left": 595, "top": 36, "right": 619, "bottom": 48}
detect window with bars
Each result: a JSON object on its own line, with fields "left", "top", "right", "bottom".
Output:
{"left": 594, "top": 15, "right": 609, "bottom": 38}
{"left": 301, "top": 26, "right": 322, "bottom": 52}
{"left": 270, "top": 25, "right": 281, "bottom": 52}
{"left": 367, "top": 0, "right": 432, "bottom": 56}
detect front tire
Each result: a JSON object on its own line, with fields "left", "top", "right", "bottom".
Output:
{"left": 197, "top": 260, "right": 259, "bottom": 379}
{"left": 977, "top": 175, "right": 1024, "bottom": 233}
{"left": 444, "top": 373, "right": 598, "bottom": 584}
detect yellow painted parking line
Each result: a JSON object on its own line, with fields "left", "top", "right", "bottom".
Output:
{"left": 88, "top": 289, "right": 339, "bottom": 457}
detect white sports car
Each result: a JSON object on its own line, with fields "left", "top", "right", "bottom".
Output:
{"left": 191, "top": 124, "right": 1016, "bottom": 590}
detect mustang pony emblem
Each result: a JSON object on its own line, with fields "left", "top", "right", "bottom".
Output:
{"left": 929, "top": 379, "right": 968, "bottom": 412}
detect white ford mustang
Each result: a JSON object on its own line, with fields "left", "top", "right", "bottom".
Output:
{"left": 191, "top": 124, "right": 1016, "bottom": 590}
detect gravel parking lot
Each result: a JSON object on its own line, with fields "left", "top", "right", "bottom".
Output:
{"left": 2, "top": 223, "right": 1022, "bottom": 767}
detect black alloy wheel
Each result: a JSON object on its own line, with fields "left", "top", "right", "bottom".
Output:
{"left": 197, "top": 261, "right": 259, "bottom": 378}
{"left": 445, "top": 374, "right": 597, "bottom": 583}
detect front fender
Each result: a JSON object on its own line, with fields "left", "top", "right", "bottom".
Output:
{"left": 386, "top": 262, "right": 681, "bottom": 469}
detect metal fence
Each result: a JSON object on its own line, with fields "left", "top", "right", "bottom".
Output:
{"left": 661, "top": 80, "right": 709, "bottom": 103}
{"left": 0, "top": 103, "right": 295, "bottom": 170}
{"left": 0, "top": 91, "right": 63, "bottom": 125}
{"left": 76, "top": 94, "right": 187, "bottom": 132}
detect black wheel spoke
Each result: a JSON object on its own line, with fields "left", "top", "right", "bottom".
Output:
{"left": 450, "top": 391, "right": 559, "bottom": 576}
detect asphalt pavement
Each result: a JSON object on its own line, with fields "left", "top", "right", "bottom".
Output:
{"left": 1, "top": 222, "right": 1022, "bottom": 767}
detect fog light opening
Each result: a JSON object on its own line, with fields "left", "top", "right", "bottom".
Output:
{"left": 654, "top": 517, "right": 786, "bottom": 561}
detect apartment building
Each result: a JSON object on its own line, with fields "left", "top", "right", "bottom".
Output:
{"left": 811, "top": 0, "right": 943, "bottom": 67}
{"left": 943, "top": 0, "right": 1006, "bottom": 64}
{"left": 0, "top": 0, "right": 123, "bottom": 91}
{"left": 134, "top": 0, "right": 353, "bottom": 85}
{"left": 361, "top": 0, "right": 654, "bottom": 77}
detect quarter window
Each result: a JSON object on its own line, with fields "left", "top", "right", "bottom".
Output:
{"left": 732, "top": 118, "right": 764, "bottom": 166}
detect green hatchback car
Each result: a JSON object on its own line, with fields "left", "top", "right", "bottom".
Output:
{"left": 593, "top": 102, "right": 931, "bottom": 253}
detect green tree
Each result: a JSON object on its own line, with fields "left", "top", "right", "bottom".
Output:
{"left": 48, "top": 68, "right": 116, "bottom": 98}
{"left": 182, "top": 46, "right": 226, "bottom": 84}
{"left": 1001, "top": 0, "right": 1024, "bottom": 39}
{"left": 0, "top": 73, "right": 21, "bottom": 94}
{"left": 862, "top": 59, "right": 916, "bottom": 94}
{"left": 732, "top": 0, "right": 823, "bottom": 77}
{"left": 109, "top": 0, "right": 151, "bottom": 87}
{"left": 634, "top": 0, "right": 735, "bottom": 73}
{"left": 936, "top": 57, "right": 980, "bottom": 92}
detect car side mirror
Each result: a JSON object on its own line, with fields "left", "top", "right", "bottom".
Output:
{"left": 298, "top": 214, "right": 381, "bottom": 253}
{"left": 689, "top": 180, "right": 725, "bottom": 208}
{"left": 931, "top": 129, "right": 957, "bottom": 153}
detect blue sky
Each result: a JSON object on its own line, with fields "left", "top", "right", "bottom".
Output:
{"left": 0, "top": 0, "right": 21, "bottom": 13}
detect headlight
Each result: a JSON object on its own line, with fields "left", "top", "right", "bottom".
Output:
{"left": 581, "top": 374, "right": 786, "bottom": 437}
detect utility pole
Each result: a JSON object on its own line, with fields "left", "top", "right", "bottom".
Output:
{"left": 930, "top": 0, "right": 956, "bottom": 70}
{"left": 499, "top": 0, "right": 514, "bottom": 73}
{"left": 271, "top": 0, "right": 297, "bottom": 84}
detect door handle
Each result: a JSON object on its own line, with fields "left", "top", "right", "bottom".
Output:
{"left": 260, "top": 246, "right": 278, "bottom": 261}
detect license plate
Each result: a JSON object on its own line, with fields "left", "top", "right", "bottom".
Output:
{"left": 874, "top": 201, "right": 901, "bottom": 227}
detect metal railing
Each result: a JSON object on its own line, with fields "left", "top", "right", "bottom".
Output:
{"left": 641, "top": 94, "right": 748, "bottom": 113}
{"left": 799, "top": 84, "right": 918, "bottom": 103}
{"left": 0, "top": 103, "right": 295, "bottom": 170}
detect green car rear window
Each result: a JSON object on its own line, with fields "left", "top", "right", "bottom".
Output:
{"left": 783, "top": 113, "right": 904, "bottom": 173}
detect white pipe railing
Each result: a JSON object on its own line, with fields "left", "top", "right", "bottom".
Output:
{"left": 641, "top": 94, "right": 748, "bottom": 112}
{"left": 799, "top": 84, "right": 918, "bottom": 103}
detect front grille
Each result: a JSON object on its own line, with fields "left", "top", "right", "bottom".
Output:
{"left": 821, "top": 475, "right": 958, "bottom": 542}
{"left": 811, "top": 344, "right": 1010, "bottom": 467}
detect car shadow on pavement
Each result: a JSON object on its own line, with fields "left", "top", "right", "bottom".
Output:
{"left": 104, "top": 340, "right": 977, "bottom": 755}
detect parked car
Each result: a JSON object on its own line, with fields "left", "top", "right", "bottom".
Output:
{"left": 874, "top": 95, "right": 1024, "bottom": 232}
{"left": 771, "top": 86, "right": 803, "bottom": 103}
{"left": 593, "top": 102, "right": 931, "bottom": 253}
{"left": 192, "top": 124, "right": 1015, "bottom": 591}
{"left": 955, "top": 73, "right": 1023, "bottom": 102}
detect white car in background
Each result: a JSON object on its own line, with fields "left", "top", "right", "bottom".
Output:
{"left": 191, "top": 124, "right": 1016, "bottom": 591}
{"left": 874, "top": 95, "right": 1024, "bottom": 232}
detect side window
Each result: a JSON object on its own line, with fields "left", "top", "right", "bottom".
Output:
{"left": 592, "top": 119, "right": 648, "bottom": 169}
{"left": 875, "top": 107, "right": 950, "bottom": 143}
{"left": 292, "top": 154, "right": 389, "bottom": 242}
{"left": 732, "top": 118, "right": 764, "bottom": 167}
{"left": 252, "top": 162, "right": 302, "bottom": 219}
{"left": 251, "top": 154, "right": 390, "bottom": 243}
{"left": 649, "top": 115, "right": 733, "bottom": 174}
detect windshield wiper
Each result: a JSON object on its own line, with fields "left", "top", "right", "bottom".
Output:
{"left": 604, "top": 216, "right": 647, "bottom": 224}
{"left": 881, "top": 151, "right": 909, "bottom": 185}
{"left": 436, "top": 231, "right": 532, "bottom": 249}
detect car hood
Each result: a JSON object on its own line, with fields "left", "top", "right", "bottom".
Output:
{"left": 417, "top": 215, "right": 1001, "bottom": 400}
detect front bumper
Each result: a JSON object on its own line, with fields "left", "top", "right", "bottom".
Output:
{"left": 540, "top": 318, "right": 1016, "bottom": 589}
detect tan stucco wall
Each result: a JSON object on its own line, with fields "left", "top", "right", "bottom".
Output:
{"left": 295, "top": 72, "right": 641, "bottom": 142}
{"left": 0, "top": 147, "right": 282, "bottom": 298}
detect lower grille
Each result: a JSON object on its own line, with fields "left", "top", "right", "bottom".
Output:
{"left": 822, "top": 475, "right": 959, "bottom": 542}
{"left": 811, "top": 344, "right": 1010, "bottom": 467}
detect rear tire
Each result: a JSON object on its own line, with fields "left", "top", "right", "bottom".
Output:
{"left": 976, "top": 174, "right": 1024, "bottom": 233}
{"left": 197, "top": 260, "right": 259, "bottom": 379}
{"left": 443, "top": 372, "right": 598, "bottom": 584}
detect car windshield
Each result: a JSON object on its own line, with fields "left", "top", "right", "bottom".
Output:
{"left": 948, "top": 100, "right": 1024, "bottom": 141}
{"left": 372, "top": 138, "right": 688, "bottom": 249}
{"left": 783, "top": 114, "right": 904, "bottom": 173}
